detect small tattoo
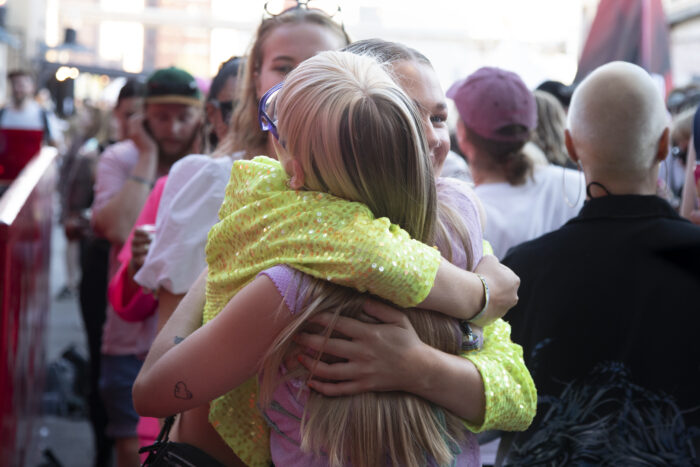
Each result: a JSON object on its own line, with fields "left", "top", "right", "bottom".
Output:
{"left": 174, "top": 336, "right": 185, "bottom": 345}
{"left": 174, "top": 381, "right": 193, "bottom": 400}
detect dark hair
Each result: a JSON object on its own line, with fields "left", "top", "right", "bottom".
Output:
{"left": 207, "top": 56, "right": 244, "bottom": 103}
{"left": 8, "top": 69, "right": 34, "bottom": 81}
{"left": 465, "top": 124, "right": 533, "bottom": 186}
{"left": 342, "top": 38, "right": 430, "bottom": 66}
{"left": 117, "top": 79, "right": 146, "bottom": 105}
{"left": 536, "top": 80, "right": 574, "bottom": 108}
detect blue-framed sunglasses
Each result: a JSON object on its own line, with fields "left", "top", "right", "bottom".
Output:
{"left": 258, "top": 82, "right": 283, "bottom": 141}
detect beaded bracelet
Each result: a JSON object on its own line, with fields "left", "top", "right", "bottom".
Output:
{"left": 467, "top": 273, "right": 490, "bottom": 324}
{"left": 128, "top": 174, "right": 155, "bottom": 189}
{"left": 460, "top": 320, "right": 481, "bottom": 351}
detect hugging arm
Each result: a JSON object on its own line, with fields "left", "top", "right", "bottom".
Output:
{"left": 132, "top": 270, "right": 294, "bottom": 418}
{"left": 296, "top": 301, "right": 487, "bottom": 424}
{"left": 297, "top": 305, "right": 536, "bottom": 432}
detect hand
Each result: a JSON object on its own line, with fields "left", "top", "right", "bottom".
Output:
{"left": 128, "top": 225, "right": 154, "bottom": 276}
{"left": 294, "top": 300, "right": 427, "bottom": 396}
{"left": 472, "top": 255, "right": 520, "bottom": 327}
{"left": 127, "top": 113, "right": 158, "bottom": 160}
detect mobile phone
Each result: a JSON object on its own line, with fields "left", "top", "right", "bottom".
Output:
{"left": 694, "top": 161, "right": 700, "bottom": 185}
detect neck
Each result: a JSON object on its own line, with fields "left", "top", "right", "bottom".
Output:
{"left": 12, "top": 97, "right": 30, "bottom": 109}
{"left": 469, "top": 158, "right": 508, "bottom": 186}
{"left": 584, "top": 168, "right": 658, "bottom": 198}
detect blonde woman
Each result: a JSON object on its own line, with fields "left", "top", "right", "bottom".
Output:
{"left": 134, "top": 51, "right": 530, "bottom": 466}
{"left": 135, "top": 5, "right": 350, "bottom": 331}
{"left": 294, "top": 36, "right": 536, "bottom": 452}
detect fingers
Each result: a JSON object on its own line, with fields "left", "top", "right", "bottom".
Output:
{"left": 297, "top": 353, "right": 356, "bottom": 381}
{"left": 361, "top": 300, "right": 409, "bottom": 325}
{"left": 306, "top": 379, "right": 365, "bottom": 397}
{"left": 127, "top": 113, "right": 145, "bottom": 138}
{"left": 294, "top": 331, "right": 358, "bottom": 359}
{"left": 298, "top": 354, "right": 370, "bottom": 395}
{"left": 308, "top": 312, "right": 378, "bottom": 339}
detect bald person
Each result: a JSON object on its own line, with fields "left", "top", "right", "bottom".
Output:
{"left": 500, "top": 62, "right": 700, "bottom": 461}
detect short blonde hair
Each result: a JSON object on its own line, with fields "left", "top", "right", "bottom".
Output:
{"left": 260, "top": 51, "right": 465, "bottom": 467}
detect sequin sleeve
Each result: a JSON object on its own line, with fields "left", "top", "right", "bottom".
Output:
{"left": 203, "top": 156, "right": 443, "bottom": 466}
{"left": 204, "top": 156, "right": 441, "bottom": 322}
{"left": 461, "top": 319, "right": 537, "bottom": 433}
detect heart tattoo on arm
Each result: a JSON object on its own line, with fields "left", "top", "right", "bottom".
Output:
{"left": 174, "top": 381, "right": 193, "bottom": 400}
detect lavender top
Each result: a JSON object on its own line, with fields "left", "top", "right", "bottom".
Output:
{"left": 258, "top": 177, "right": 484, "bottom": 466}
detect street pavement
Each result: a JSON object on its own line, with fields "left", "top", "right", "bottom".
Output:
{"left": 26, "top": 222, "right": 94, "bottom": 467}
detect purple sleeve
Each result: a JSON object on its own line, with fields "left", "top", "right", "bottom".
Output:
{"left": 436, "top": 177, "right": 484, "bottom": 268}
{"left": 258, "top": 265, "right": 311, "bottom": 315}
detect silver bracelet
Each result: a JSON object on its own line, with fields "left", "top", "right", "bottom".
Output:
{"left": 128, "top": 174, "right": 154, "bottom": 188}
{"left": 468, "top": 273, "right": 490, "bottom": 323}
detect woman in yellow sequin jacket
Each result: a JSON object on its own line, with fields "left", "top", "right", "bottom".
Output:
{"left": 134, "top": 50, "right": 534, "bottom": 467}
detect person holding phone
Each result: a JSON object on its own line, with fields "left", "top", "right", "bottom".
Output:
{"left": 90, "top": 66, "right": 204, "bottom": 467}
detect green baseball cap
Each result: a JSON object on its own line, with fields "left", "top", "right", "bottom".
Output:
{"left": 145, "top": 67, "right": 202, "bottom": 106}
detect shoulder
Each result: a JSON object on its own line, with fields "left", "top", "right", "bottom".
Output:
{"left": 437, "top": 177, "right": 481, "bottom": 219}
{"left": 99, "top": 140, "right": 138, "bottom": 165}
{"left": 257, "top": 265, "right": 308, "bottom": 316}
{"left": 502, "top": 226, "right": 568, "bottom": 269}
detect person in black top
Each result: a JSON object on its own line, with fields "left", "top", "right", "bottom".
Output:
{"left": 500, "top": 61, "right": 700, "bottom": 464}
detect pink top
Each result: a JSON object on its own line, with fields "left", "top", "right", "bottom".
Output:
{"left": 259, "top": 177, "right": 484, "bottom": 466}
{"left": 108, "top": 176, "right": 168, "bottom": 322}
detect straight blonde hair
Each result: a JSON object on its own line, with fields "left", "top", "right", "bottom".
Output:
{"left": 215, "top": 8, "right": 350, "bottom": 159}
{"left": 259, "top": 51, "right": 465, "bottom": 467}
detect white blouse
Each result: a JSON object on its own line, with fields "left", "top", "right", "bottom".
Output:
{"left": 134, "top": 152, "right": 244, "bottom": 294}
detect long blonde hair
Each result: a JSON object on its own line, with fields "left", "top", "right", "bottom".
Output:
{"left": 259, "top": 51, "right": 465, "bottom": 467}
{"left": 216, "top": 8, "right": 350, "bottom": 158}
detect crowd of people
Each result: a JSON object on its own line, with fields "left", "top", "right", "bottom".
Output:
{"left": 3, "top": 2, "right": 700, "bottom": 466}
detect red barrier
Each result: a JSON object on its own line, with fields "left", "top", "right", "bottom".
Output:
{"left": 0, "top": 147, "right": 57, "bottom": 465}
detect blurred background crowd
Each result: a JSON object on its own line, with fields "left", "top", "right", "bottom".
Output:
{"left": 1, "top": 0, "right": 700, "bottom": 466}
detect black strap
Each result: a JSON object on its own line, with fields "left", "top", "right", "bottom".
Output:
{"left": 139, "top": 415, "right": 177, "bottom": 465}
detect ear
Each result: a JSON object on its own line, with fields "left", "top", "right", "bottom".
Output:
{"left": 565, "top": 129, "right": 579, "bottom": 165}
{"left": 656, "top": 127, "right": 670, "bottom": 162}
{"left": 288, "top": 159, "right": 305, "bottom": 189}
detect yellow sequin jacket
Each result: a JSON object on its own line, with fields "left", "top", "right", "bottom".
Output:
{"left": 204, "top": 156, "right": 535, "bottom": 466}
